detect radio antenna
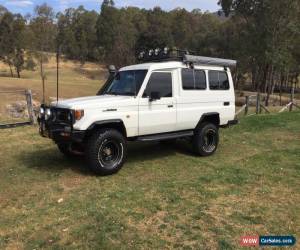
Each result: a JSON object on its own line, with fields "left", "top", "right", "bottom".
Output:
{"left": 56, "top": 45, "right": 60, "bottom": 105}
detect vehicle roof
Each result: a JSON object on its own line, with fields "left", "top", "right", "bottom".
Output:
{"left": 120, "top": 61, "right": 227, "bottom": 72}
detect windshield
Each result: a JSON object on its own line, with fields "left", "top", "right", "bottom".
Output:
{"left": 102, "top": 70, "right": 148, "bottom": 96}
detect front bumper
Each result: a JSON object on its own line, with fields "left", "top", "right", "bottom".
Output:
{"left": 39, "top": 123, "right": 86, "bottom": 143}
{"left": 38, "top": 106, "right": 86, "bottom": 144}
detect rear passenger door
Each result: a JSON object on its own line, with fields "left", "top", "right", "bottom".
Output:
{"left": 138, "top": 71, "right": 176, "bottom": 135}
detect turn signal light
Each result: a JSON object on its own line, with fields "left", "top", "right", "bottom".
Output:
{"left": 74, "top": 109, "right": 84, "bottom": 121}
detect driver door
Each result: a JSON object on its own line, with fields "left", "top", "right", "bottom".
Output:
{"left": 138, "top": 71, "right": 176, "bottom": 135}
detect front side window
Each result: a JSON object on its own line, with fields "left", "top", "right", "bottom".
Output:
{"left": 182, "top": 69, "right": 206, "bottom": 90}
{"left": 103, "top": 70, "right": 148, "bottom": 96}
{"left": 208, "top": 71, "right": 230, "bottom": 90}
{"left": 143, "top": 72, "right": 172, "bottom": 98}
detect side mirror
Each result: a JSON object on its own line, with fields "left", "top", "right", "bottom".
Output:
{"left": 150, "top": 91, "right": 161, "bottom": 102}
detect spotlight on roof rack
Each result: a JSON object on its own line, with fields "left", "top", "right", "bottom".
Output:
{"left": 155, "top": 48, "right": 160, "bottom": 56}
{"left": 138, "top": 51, "right": 145, "bottom": 60}
{"left": 163, "top": 47, "right": 169, "bottom": 55}
{"left": 149, "top": 49, "right": 154, "bottom": 57}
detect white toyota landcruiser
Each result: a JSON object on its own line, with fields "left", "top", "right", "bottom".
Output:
{"left": 39, "top": 49, "right": 238, "bottom": 175}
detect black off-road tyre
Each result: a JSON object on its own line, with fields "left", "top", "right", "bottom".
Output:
{"left": 85, "top": 129, "right": 127, "bottom": 176}
{"left": 192, "top": 122, "right": 219, "bottom": 156}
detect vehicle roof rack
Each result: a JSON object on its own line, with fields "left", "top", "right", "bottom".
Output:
{"left": 183, "top": 55, "right": 237, "bottom": 67}
{"left": 137, "top": 48, "right": 237, "bottom": 67}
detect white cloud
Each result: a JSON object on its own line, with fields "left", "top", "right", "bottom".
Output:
{"left": 5, "top": 0, "right": 33, "bottom": 7}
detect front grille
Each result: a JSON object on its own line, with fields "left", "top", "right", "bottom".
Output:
{"left": 51, "top": 108, "right": 73, "bottom": 124}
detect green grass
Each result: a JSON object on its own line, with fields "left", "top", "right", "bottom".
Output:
{"left": 0, "top": 111, "right": 299, "bottom": 249}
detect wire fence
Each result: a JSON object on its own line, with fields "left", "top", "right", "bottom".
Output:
{"left": 0, "top": 89, "right": 36, "bottom": 129}
{"left": 235, "top": 91, "right": 300, "bottom": 118}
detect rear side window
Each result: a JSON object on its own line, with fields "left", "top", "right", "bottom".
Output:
{"left": 208, "top": 71, "right": 230, "bottom": 90}
{"left": 182, "top": 69, "right": 206, "bottom": 90}
{"left": 143, "top": 72, "right": 172, "bottom": 98}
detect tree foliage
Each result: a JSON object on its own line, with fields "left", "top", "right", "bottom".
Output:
{"left": 0, "top": 11, "right": 26, "bottom": 77}
{"left": 29, "top": 3, "right": 56, "bottom": 102}
{"left": 219, "top": 0, "right": 300, "bottom": 103}
{"left": 0, "top": 0, "right": 299, "bottom": 99}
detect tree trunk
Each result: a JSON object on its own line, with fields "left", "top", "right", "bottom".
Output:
{"left": 265, "top": 65, "right": 274, "bottom": 107}
{"left": 279, "top": 72, "right": 284, "bottom": 106}
{"left": 8, "top": 64, "right": 14, "bottom": 77}
{"left": 251, "top": 66, "right": 257, "bottom": 90}
{"left": 16, "top": 68, "right": 21, "bottom": 78}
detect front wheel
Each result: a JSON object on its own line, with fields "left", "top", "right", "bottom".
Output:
{"left": 192, "top": 123, "right": 219, "bottom": 156}
{"left": 86, "top": 129, "right": 127, "bottom": 175}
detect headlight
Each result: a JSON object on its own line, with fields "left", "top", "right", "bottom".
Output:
{"left": 74, "top": 109, "right": 84, "bottom": 121}
{"left": 40, "top": 107, "right": 45, "bottom": 115}
{"left": 45, "top": 109, "right": 51, "bottom": 120}
{"left": 68, "top": 112, "right": 73, "bottom": 121}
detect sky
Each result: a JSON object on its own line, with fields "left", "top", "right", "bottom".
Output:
{"left": 0, "top": 0, "right": 220, "bottom": 15}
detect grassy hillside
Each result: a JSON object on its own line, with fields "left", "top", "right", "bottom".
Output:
{"left": 0, "top": 111, "right": 299, "bottom": 249}
{"left": 0, "top": 56, "right": 106, "bottom": 101}
{"left": 0, "top": 56, "right": 107, "bottom": 123}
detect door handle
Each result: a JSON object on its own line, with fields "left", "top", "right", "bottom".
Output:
{"left": 224, "top": 102, "right": 230, "bottom": 106}
{"left": 168, "top": 105, "right": 174, "bottom": 108}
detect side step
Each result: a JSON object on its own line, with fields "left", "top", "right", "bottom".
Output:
{"left": 137, "top": 130, "right": 194, "bottom": 142}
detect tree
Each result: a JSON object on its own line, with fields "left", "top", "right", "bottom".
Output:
{"left": 0, "top": 12, "right": 26, "bottom": 78}
{"left": 219, "top": 0, "right": 300, "bottom": 103}
{"left": 97, "top": 1, "right": 136, "bottom": 66}
{"left": 0, "top": 5, "right": 7, "bottom": 21}
{"left": 57, "top": 6, "right": 99, "bottom": 64}
{"left": 29, "top": 4, "right": 56, "bottom": 102}
{"left": 137, "top": 7, "right": 174, "bottom": 50}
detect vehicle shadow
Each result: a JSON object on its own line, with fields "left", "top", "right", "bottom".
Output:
{"left": 18, "top": 147, "right": 91, "bottom": 175}
{"left": 18, "top": 140, "right": 195, "bottom": 175}
{"left": 126, "top": 140, "right": 194, "bottom": 164}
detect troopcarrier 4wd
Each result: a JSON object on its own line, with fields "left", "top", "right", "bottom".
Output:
{"left": 38, "top": 49, "right": 238, "bottom": 175}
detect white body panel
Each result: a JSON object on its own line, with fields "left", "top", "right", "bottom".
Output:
{"left": 138, "top": 70, "right": 177, "bottom": 135}
{"left": 52, "top": 61, "right": 235, "bottom": 138}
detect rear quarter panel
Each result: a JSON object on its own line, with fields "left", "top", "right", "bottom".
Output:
{"left": 176, "top": 67, "right": 235, "bottom": 130}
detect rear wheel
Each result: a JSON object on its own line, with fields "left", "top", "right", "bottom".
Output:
{"left": 192, "top": 122, "right": 219, "bottom": 156}
{"left": 86, "top": 129, "right": 127, "bottom": 175}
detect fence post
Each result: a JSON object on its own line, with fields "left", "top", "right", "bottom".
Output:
{"left": 25, "top": 89, "right": 35, "bottom": 124}
{"left": 245, "top": 96, "right": 249, "bottom": 115}
{"left": 289, "top": 85, "right": 294, "bottom": 112}
{"left": 256, "top": 93, "right": 261, "bottom": 114}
